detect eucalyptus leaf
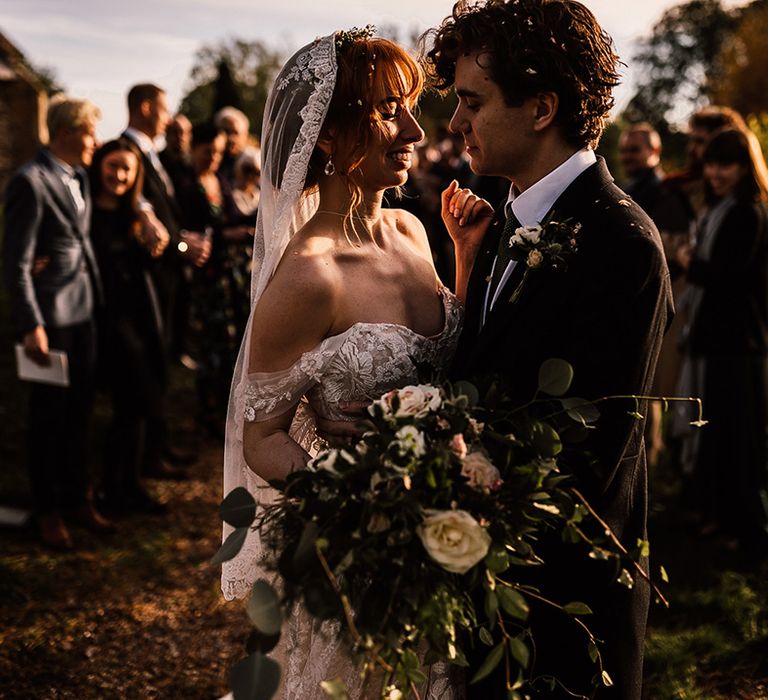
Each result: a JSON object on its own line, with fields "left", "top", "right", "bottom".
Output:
{"left": 220, "top": 487, "right": 257, "bottom": 528}
{"left": 497, "top": 587, "right": 530, "bottom": 621}
{"left": 211, "top": 527, "right": 249, "bottom": 565}
{"left": 470, "top": 642, "right": 505, "bottom": 684}
{"left": 246, "top": 580, "right": 282, "bottom": 636}
{"left": 531, "top": 422, "right": 562, "bottom": 457}
{"left": 245, "top": 629, "right": 281, "bottom": 655}
{"left": 562, "top": 601, "right": 593, "bottom": 616}
{"left": 229, "top": 651, "right": 281, "bottom": 700}
{"left": 320, "top": 678, "right": 350, "bottom": 699}
{"left": 507, "top": 637, "right": 530, "bottom": 669}
{"left": 537, "top": 358, "right": 573, "bottom": 396}
{"left": 485, "top": 547, "right": 510, "bottom": 574}
{"left": 602, "top": 670, "right": 614, "bottom": 687}
{"left": 479, "top": 627, "right": 495, "bottom": 646}
{"left": 559, "top": 397, "right": 600, "bottom": 425}
{"left": 484, "top": 590, "right": 499, "bottom": 620}
{"left": 454, "top": 380, "right": 480, "bottom": 407}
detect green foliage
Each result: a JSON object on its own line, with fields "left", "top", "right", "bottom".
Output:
{"left": 179, "top": 38, "right": 285, "bottom": 134}
{"left": 245, "top": 581, "right": 282, "bottom": 636}
{"left": 229, "top": 651, "right": 281, "bottom": 700}
{"left": 626, "top": 0, "right": 736, "bottom": 127}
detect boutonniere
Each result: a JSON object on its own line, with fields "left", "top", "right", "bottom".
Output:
{"left": 507, "top": 213, "right": 582, "bottom": 303}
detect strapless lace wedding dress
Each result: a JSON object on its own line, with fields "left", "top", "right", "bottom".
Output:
{"left": 225, "top": 286, "right": 465, "bottom": 699}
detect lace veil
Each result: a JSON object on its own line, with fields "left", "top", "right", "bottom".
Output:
{"left": 221, "top": 34, "right": 337, "bottom": 600}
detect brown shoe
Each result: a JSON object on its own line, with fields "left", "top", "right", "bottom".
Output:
{"left": 69, "top": 500, "right": 117, "bottom": 533}
{"left": 38, "top": 512, "right": 74, "bottom": 550}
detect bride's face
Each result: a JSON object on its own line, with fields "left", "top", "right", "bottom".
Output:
{"left": 356, "top": 90, "right": 424, "bottom": 191}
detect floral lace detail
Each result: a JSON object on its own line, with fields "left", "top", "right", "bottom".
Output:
{"left": 241, "top": 287, "right": 463, "bottom": 424}
{"left": 275, "top": 36, "right": 334, "bottom": 92}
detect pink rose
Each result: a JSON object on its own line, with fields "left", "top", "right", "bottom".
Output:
{"left": 460, "top": 451, "right": 502, "bottom": 493}
{"left": 450, "top": 434, "right": 468, "bottom": 459}
{"left": 526, "top": 249, "right": 544, "bottom": 268}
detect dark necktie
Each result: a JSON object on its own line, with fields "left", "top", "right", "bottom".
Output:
{"left": 488, "top": 210, "right": 521, "bottom": 303}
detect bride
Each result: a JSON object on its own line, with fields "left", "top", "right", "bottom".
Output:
{"left": 222, "top": 28, "right": 489, "bottom": 699}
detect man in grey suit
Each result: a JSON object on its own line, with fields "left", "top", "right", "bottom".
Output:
{"left": 3, "top": 95, "right": 114, "bottom": 549}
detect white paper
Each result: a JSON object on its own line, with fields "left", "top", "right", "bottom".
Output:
{"left": 0, "top": 506, "right": 31, "bottom": 527}
{"left": 15, "top": 343, "right": 70, "bottom": 387}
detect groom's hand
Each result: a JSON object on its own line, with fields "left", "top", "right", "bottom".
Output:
{"left": 315, "top": 401, "right": 371, "bottom": 442}
{"left": 441, "top": 180, "right": 494, "bottom": 251}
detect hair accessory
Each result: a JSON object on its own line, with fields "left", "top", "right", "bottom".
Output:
{"left": 324, "top": 157, "right": 336, "bottom": 176}
{"left": 335, "top": 24, "right": 376, "bottom": 50}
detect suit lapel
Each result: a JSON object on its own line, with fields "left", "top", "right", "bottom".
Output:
{"left": 467, "top": 158, "right": 615, "bottom": 360}
{"left": 37, "top": 151, "right": 82, "bottom": 231}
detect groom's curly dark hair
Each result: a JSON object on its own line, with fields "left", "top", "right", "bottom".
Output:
{"left": 423, "top": 0, "right": 621, "bottom": 149}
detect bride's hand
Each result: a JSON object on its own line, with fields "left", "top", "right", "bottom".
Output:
{"left": 315, "top": 401, "right": 372, "bottom": 442}
{"left": 441, "top": 180, "right": 494, "bottom": 253}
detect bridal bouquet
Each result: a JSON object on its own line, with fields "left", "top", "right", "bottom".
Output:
{"left": 215, "top": 360, "right": 667, "bottom": 699}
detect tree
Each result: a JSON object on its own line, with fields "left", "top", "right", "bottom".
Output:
{"left": 625, "top": 0, "right": 736, "bottom": 127}
{"left": 712, "top": 1, "right": 768, "bottom": 116}
{"left": 179, "top": 38, "right": 284, "bottom": 136}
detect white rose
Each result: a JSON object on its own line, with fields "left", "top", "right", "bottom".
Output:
{"left": 461, "top": 450, "right": 501, "bottom": 493}
{"left": 518, "top": 224, "right": 543, "bottom": 244}
{"left": 418, "top": 509, "right": 491, "bottom": 574}
{"left": 394, "top": 384, "right": 442, "bottom": 418}
{"left": 309, "top": 449, "right": 354, "bottom": 474}
{"left": 527, "top": 249, "right": 544, "bottom": 268}
{"left": 394, "top": 425, "right": 426, "bottom": 457}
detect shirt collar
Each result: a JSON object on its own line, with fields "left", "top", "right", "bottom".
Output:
{"left": 506, "top": 147, "right": 596, "bottom": 225}
{"left": 46, "top": 150, "right": 77, "bottom": 179}
{"left": 124, "top": 127, "right": 156, "bottom": 154}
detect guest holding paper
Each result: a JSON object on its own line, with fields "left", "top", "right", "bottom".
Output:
{"left": 2, "top": 95, "right": 115, "bottom": 550}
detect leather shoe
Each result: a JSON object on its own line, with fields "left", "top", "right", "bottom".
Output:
{"left": 144, "top": 458, "right": 189, "bottom": 481}
{"left": 162, "top": 445, "right": 196, "bottom": 467}
{"left": 68, "top": 500, "right": 117, "bottom": 533}
{"left": 38, "top": 512, "right": 74, "bottom": 550}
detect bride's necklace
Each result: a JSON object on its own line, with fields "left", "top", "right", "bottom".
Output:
{"left": 316, "top": 209, "right": 377, "bottom": 224}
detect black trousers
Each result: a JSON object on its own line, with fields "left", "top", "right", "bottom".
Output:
{"left": 101, "top": 318, "right": 165, "bottom": 496}
{"left": 27, "top": 320, "right": 97, "bottom": 514}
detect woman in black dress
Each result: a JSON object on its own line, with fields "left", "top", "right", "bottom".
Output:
{"left": 679, "top": 127, "right": 768, "bottom": 548}
{"left": 90, "top": 139, "right": 167, "bottom": 514}
{"left": 175, "top": 123, "right": 253, "bottom": 438}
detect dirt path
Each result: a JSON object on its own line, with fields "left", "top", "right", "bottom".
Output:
{"left": 0, "top": 437, "right": 251, "bottom": 699}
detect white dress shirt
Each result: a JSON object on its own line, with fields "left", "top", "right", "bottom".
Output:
{"left": 483, "top": 148, "right": 596, "bottom": 320}
{"left": 124, "top": 126, "right": 174, "bottom": 195}
{"left": 49, "top": 153, "right": 86, "bottom": 216}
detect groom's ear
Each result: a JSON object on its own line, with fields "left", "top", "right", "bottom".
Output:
{"left": 532, "top": 92, "right": 559, "bottom": 132}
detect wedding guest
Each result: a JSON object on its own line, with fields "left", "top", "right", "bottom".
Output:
{"left": 676, "top": 127, "right": 768, "bottom": 549}
{"left": 89, "top": 139, "right": 168, "bottom": 515}
{"left": 214, "top": 106, "right": 252, "bottom": 190}
{"left": 229, "top": 148, "right": 261, "bottom": 223}
{"left": 175, "top": 123, "right": 253, "bottom": 437}
{"left": 619, "top": 123, "right": 664, "bottom": 212}
{"left": 123, "top": 83, "right": 198, "bottom": 478}
{"left": 2, "top": 95, "right": 114, "bottom": 549}
{"left": 160, "top": 113, "right": 192, "bottom": 188}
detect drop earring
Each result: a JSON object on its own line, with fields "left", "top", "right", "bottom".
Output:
{"left": 324, "top": 157, "right": 336, "bottom": 176}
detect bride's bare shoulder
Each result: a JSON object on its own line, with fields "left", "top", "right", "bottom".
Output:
{"left": 249, "top": 225, "right": 342, "bottom": 370}
{"left": 385, "top": 207, "right": 432, "bottom": 259}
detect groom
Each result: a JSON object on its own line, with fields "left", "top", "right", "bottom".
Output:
{"left": 427, "top": 1, "right": 672, "bottom": 698}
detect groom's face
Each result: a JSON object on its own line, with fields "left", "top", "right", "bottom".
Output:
{"left": 449, "top": 52, "right": 537, "bottom": 182}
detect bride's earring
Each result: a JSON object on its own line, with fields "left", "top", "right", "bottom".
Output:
{"left": 324, "top": 156, "right": 336, "bottom": 176}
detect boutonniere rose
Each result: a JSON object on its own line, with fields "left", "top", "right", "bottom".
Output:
{"left": 508, "top": 213, "right": 582, "bottom": 303}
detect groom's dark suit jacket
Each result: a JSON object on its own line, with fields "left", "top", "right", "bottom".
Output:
{"left": 456, "top": 158, "right": 673, "bottom": 699}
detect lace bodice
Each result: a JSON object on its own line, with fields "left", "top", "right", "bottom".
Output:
{"left": 239, "top": 285, "right": 463, "bottom": 426}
